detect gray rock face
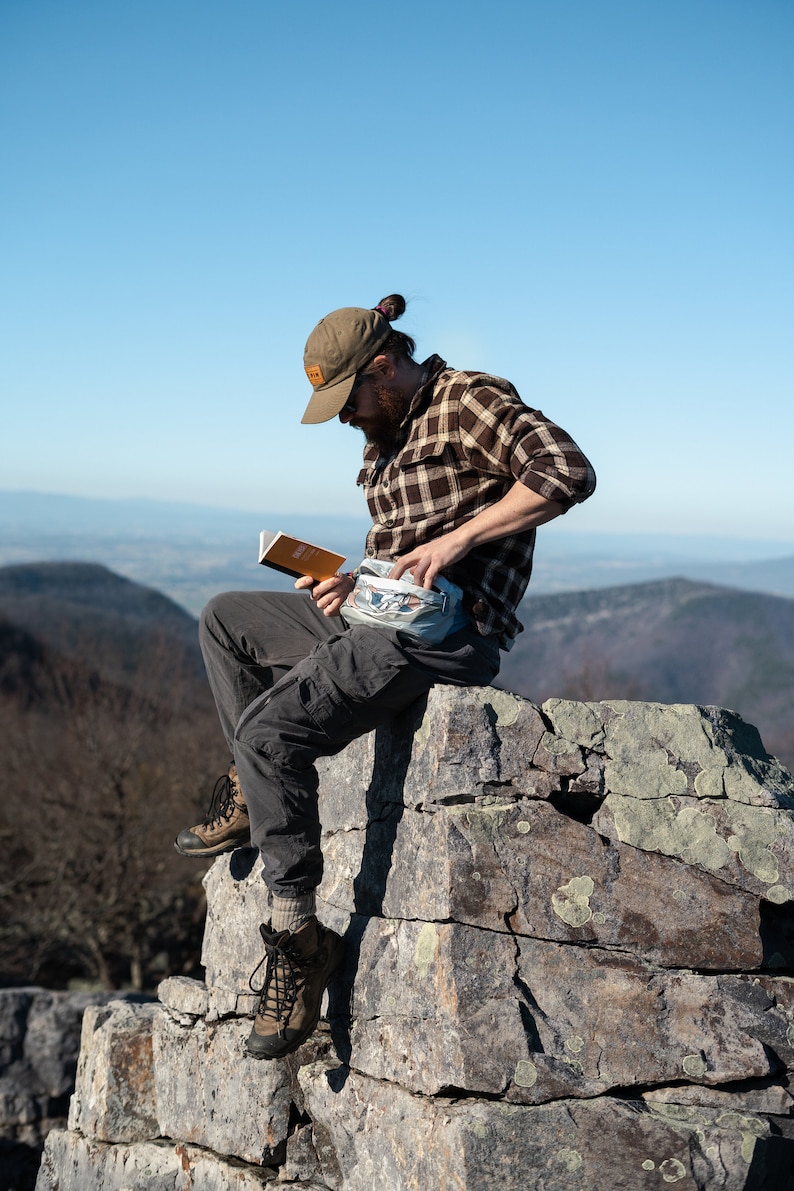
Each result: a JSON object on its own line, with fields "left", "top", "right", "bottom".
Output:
{"left": 298, "top": 1061, "right": 791, "bottom": 1191}
{"left": 68, "top": 1001, "right": 159, "bottom": 1143}
{"left": 35, "top": 1130, "right": 287, "bottom": 1191}
{"left": 337, "top": 918, "right": 793, "bottom": 1102}
{"left": 35, "top": 689, "right": 794, "bottom": 1190}
{"left": 153, "top": 1012, "right": 292, "bottom": 1166}
{"left": 0, "top": 987, "right": 152, "bottom": 1189}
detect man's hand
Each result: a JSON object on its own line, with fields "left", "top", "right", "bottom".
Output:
{"left": 390, "top": 534, "right": 470, "bottom": 590}
{"left": 294, "top": 572, "right": 355, "bottom": 617}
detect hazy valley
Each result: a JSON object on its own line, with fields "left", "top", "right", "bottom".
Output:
{"left": 0, "top": 562, "right": 227, "bottom": 991}
{"left": 2, "top": 490, "right": 793, "bottom": 616}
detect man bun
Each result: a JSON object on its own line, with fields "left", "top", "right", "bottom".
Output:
{"left": 373, "top": 294, "right": 406, "bottom": 322}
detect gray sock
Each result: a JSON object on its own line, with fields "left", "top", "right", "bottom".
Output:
{"left": 270, "top": 891, "right": 316, "bottom": 934}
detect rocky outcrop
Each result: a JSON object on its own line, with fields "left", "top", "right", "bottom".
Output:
{"left": 36, "top": 690, "right": 794, "bottom": 1189}
{"left": 0, "top": 987, "right": 150, "bottom": 1190}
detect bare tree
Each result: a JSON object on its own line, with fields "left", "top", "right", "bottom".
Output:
{"left": 0, "top": 631, "right": 227, "bottom": 990}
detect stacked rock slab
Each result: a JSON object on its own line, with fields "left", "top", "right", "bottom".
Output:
{"left": 36, "top": 689, "right": 794, "bottom": 1190}
{"left": 0, "top": 988, "right": 151, "bottom": 1190}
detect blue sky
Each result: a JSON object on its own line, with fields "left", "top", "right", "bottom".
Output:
{"left": 1, "top": 0, "right": 792, "bottom": 541}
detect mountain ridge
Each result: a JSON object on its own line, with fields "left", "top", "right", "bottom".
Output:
{"left": 0, "top": 561, "right": 206, "bottom": 698}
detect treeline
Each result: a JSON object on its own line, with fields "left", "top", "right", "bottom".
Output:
{"left": 0, "top": 567, "right": 228, "bottom": 991}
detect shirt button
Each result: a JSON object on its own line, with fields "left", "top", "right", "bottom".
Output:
{"left": 366, "top": 548, "right": 375, "bottom": 557}
{"left": 385, "top": 518, "right": 394, "bottom": 527}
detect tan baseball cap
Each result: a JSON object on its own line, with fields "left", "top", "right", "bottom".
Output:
{"left": 301, "top": 306, "right": 392, "bottom": 424}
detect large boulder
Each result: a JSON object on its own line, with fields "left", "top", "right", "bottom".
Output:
{"left": 36, "top": 690, "right": 794, "bottom": 1190}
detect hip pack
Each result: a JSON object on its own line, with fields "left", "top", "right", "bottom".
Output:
{"left": 340, "top": 559, "right": 464, "bottom": 644}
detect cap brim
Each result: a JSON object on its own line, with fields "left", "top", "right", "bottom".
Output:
{"left": 300, "top": 372, "right": 356, "bottom": 425}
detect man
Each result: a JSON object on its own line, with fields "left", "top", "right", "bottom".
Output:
{"left": 175, "top": 294, "right": 596, "bottom": 1059}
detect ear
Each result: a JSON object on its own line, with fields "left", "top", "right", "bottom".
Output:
{"left": 368, "top": 354, "right": 396, "bottom": 381}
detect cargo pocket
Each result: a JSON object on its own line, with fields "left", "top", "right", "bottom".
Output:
{"left": 295, "top": 671, "right": 358, "bottom": 748}
{"left": 315, "top": 626, "right": 414, "bottom": 699}
{"left": 307, "top": 626, "right": 434, "bottom": 731}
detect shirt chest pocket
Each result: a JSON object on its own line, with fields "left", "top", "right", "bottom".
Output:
{"left": 382, "top": 439, "right": 463, "bottom": 512}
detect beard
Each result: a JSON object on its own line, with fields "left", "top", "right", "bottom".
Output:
{"left": 365, "top": 383, "right": 410, "bottom": 456}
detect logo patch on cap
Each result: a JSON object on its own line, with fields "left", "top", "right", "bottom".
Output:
{"left": 305, "top": 363, "right": 325, "bottom": 387}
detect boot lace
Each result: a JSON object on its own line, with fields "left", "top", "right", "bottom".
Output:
{"left": 203, "top": 772, "right": 246, "bottom": 829}
{"left": 249, "top": 929, "right": 303, "bottom": 1034}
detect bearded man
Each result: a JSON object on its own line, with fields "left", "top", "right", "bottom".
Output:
{"left": 175, "top": 293, "right": 596, "bottom": 1059}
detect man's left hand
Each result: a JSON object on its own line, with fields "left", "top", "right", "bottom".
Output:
{"left": 295, "top": 572, "right": 355, "bottom": 616}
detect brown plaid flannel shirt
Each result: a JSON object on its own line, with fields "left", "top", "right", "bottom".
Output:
{"left": 357, "top": 356, "right": 596, "bottom": 646}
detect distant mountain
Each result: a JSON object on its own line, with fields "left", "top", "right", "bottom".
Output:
{"left": 685, "top": 554, "right": 794, "bottom": 598}
{"left": 0, "top": 561, "right": 206, "bottom": 697}
{"left": 531, "top": 545, "right": 794, "bottom": 599}
{"left": 499, "top": 577, "right": 794, "bottom": 769}
{"left": 0, "top": 560, "right": 198, "bottom": 625}
{"left": 2, "top": 559, "right": 791, "bottom": 776}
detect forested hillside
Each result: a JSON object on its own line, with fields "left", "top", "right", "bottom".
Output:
{"left": 0, "top": 563, "right": 228, "bottom": 991}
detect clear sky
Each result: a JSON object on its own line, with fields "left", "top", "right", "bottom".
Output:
{"left": 1, "top": 0, "right": 792, "bottom": 541}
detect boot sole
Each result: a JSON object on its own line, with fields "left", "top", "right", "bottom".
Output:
{"left": 173, "top": 837, "right": 251, "bottom": 858}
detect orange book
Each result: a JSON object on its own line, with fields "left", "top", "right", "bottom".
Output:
{"left": 258, "top": 529, "right": 347, "bottom": 581}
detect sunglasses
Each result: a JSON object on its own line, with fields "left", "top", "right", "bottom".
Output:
{"left": 340, "top": 372, "right": 368, "bottom": 416}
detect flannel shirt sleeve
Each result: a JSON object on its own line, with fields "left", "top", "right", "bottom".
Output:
{"left": 456, "top": 380, "right": 596, "bottom": 511}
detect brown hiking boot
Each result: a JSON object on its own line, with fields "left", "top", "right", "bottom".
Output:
{"left": 174, "top": 764, "right": 251, "bottom": 857}
{"left": 246, "top": 916, "right": 344, "bottom": 1059}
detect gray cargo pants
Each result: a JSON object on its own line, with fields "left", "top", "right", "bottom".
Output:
{"left": 199, "top": 590, "right": 501, "bottom": 896}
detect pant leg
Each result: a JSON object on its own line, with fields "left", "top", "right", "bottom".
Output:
{"left": 233, "top": 622, "right": 501, "bottom": 897}
{"left": 199, "top": 590, "right": 336, "bottom": 749}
